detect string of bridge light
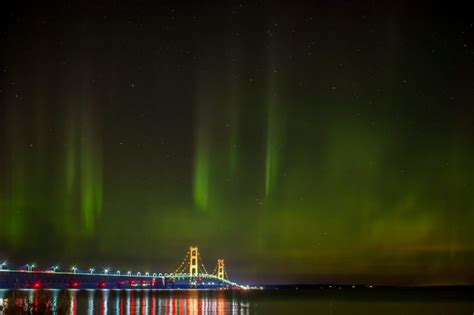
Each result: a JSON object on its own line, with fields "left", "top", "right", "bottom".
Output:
{"left": 0, "top": 261, "right": 172, "bottom": 278}
{"left": 174, "top": 249, "right": 190, "bottom": 274}
{"left": 1, "top": 249, "right": 238, "bottom": 286}
{"left": 172, "top": 250, "right": 224, "bottom": 278}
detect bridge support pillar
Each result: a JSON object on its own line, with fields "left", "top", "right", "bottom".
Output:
{"left": 189, "top": 246, "right": 199, "bottom": 277}
{"left": 217, "top": 259, "right": 225, "bottom": 280}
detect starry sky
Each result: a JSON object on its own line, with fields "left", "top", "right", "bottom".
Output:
{"left": 0, "top": 1, "right": 473, "bottom": 285}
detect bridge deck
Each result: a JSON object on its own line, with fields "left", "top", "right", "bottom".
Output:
{"left": 0, "top": 270, "right": 244, "bottom": 290}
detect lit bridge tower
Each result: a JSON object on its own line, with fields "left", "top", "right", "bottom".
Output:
{"left": 189, "top": 246, "right": 199, "bottom": 277}
{"left": 217, "top": 259, "right": 225, "bottom": 280}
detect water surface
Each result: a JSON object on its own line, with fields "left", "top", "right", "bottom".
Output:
{"left": 0, "top": 287, "right": 473, "bottom": 314}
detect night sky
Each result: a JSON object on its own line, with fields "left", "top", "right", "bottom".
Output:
{"left": 0, "top": 1, "right": 473, "bottom": 286}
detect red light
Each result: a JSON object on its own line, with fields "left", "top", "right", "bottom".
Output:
{"left": 98, "top": 282, "right": 107, "bottom": 288}
{"left": 71, "top": 281, "right": 79, "bottom": 288}
{"left": 33, "top": 281, "right": 41, "bottom": 289}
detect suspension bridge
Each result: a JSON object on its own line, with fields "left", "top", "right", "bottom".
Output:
{"left": 0, "top": 246, "right": 247, "bottom": 290}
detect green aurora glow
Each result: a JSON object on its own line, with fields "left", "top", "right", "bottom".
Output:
{"left": 0, "top": 1, "right": 473, "bottom": 285}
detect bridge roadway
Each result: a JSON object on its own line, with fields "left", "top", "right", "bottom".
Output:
{"left": 0, "top": 270, "right": 245, "bottom": 290}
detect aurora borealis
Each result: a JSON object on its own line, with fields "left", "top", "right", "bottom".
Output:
{"left": 0, "top": 1, "right": 473, "bottom": 285}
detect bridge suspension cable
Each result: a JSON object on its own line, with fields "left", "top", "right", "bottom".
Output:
{"left": 174, "top": 249, "right": 190, "bottom": 274}
{"left": 210, "top": 265, "right": 217, "bottom": 276}
{"left": 210, "top": 259, "right": 227, "bottom": 280}
{"left": 198, "top": 252, "right": 209, "bottom": 275}
{"left": 170, "top": 246, "right": 239, "bottom": 286}
{"left": 174, "top": 246, "right": 210, "bottom": 277}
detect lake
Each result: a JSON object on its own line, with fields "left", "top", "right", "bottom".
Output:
{"left": 0, "top": 287, "right": 473, "bottom": 314}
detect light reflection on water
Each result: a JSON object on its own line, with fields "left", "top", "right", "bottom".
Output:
{"left": 1, "top": 288, "right": 473, "bottom": 314}
{"left": 0, "top": 289, "right": 250, "bottom": 314}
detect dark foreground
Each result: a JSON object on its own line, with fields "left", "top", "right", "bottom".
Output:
{"left": 0, "top": 287, "right": 473, "bottom": 314}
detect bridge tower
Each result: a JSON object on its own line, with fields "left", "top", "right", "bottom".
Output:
{"left": 189, "top": 246, "right": 199, "bottom": 277}
{"left": 217, "top": 259, "right": 225, "bottom": 280}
